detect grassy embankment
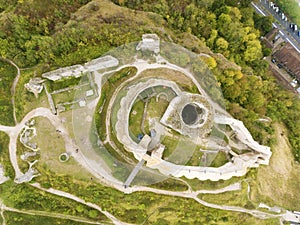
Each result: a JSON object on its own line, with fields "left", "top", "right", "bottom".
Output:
{"left": 195, "top": 123, "right": 300, "bottom": 212}
{"left": 34, "top": 169, "right": 280, "bottom": 225}
{"left": 3, "top": 211, "right": 99, "bottom": 225}
{"left": 95, "top": 66, "right": 139, "bottom": 164}
{"left": 251, "top": 123, "right": 300, "bottom": 210}
{"left": 0, "top": 181, "right": 109, "bottom": 224}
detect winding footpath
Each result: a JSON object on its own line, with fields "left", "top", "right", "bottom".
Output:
{"left": 0, "top": 200, "right": 108, "bottom": 225}
{"left": 0, "top": 57, "right": 21, "bottom": 124}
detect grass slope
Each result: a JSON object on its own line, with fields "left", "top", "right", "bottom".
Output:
{"left": 253, "top": 123, "right": 300, "bottom": 210}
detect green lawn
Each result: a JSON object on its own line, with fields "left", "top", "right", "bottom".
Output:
{"left": 210, "top": 151, "right": 229, "bottom": 167}
{"left": 129, "top": 89, "right": 172, "bottom": 139}
{"left": 182, "top": 176, "right": 244, "bottom": 191}
{"left": 161, "top": 135, "right": 180, "bottom": 159}
{"left": 186, "top": 148, "right": 204, "bottom": 166}
{"left": 146, "top": 97, "right": 169, "bottom": 119}
{"left": 147, "top": 178, "right": 188, "bottom": 191}
{"left": 95, "top": 66, "right": 139, "bottom": 164}
{"left": 198, "top": 182, "right": 255, "bottom": 209}
{"left": 129, "top": 100, "right": 144, "bottom": 139}
{"left": 46, "top": 76, "right": 82, "bottom": 93}
{"left": 31, "top": 117, "right": 96, "bottom": 181}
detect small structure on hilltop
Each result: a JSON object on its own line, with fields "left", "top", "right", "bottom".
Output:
{"left": 136, "top": 34, "right": 160, "bottom": 54}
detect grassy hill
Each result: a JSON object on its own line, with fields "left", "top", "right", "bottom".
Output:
{"left": 0, "top": 0, "right": 300, "bottom": 223}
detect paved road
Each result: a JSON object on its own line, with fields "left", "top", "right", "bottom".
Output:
{"left": 251, "top": 1, "right": 300, "bottom": 53}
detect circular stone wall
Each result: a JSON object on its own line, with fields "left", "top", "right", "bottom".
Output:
{"left": 181, "top": 104, "right": 203, "bottom": 125}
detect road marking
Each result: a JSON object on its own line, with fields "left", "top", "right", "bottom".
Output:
{"left": 279, "top": 30, "right": 284, "bottom": 36}
{"left": 272, "top": 23, "right": 278, "bottom": 28}
{"left": 286, "top": 37, "right": 300, "bottom": 53}
{"left": 251, "top": 2, "right": 267, "bottom": 16}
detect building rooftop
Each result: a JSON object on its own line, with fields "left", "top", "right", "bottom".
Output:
{"left": 273, "top": 43, "right": 300, "bottom": 80}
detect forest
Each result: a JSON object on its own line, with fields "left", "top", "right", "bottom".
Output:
{"left": 0, "top": 0, "right": 299, "bottom": 161}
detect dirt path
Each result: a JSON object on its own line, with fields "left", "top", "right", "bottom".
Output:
{"left": 0, "top": 200, "right": 108, "bottom": 225}
{"left": 30, "top": 183, "right": 131, "bottom": 225}
{"left": 0, "top": 58, "right": 21, "bottom": 124}
{"left": 129, "top": 185, "right": 282, "bottom": 220}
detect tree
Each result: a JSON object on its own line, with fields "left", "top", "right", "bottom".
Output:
{"left": 207, "top": 29, "right": 218, "bottom": 48}
{"left": 215, "top": 37, "right": 229, "bottom": 52}
{"left": 200, "top": 55, "right": 217, "bottom": 70}
{"left": 244, "top": 40, "right": 262, "bottom": 62}
{"left": 253, "top": 14, "right": 274, "bottom": 35}
{"left": 76, "top": 205, "right": 84, "bottom": 213}
{"left": 211, "top": 0, "right": 225, "bottom": 13}
{"left": 0, "top": 38, "right": 10, "bottom": 57}
{"left": 240, "top": 7, "right": 254, "bottom": 26}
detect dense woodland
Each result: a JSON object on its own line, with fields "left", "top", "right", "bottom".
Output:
{"left": 0, "top": 0, "right": 299, "bottom": 161}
